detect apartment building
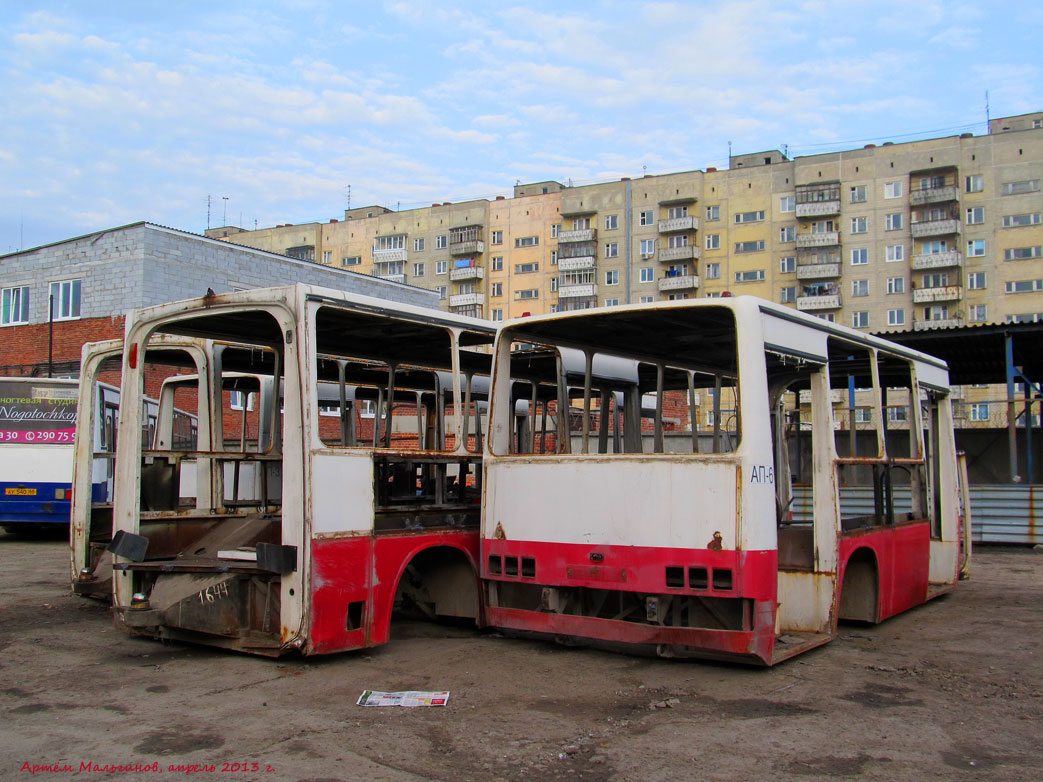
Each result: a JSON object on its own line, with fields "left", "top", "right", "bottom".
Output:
{"left": 210, "top": 112, "right": 1043, "bottom": 429}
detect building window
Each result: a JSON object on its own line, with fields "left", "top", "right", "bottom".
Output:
{"left": 321, "top": 250, "right": 332, "bottom": 264}
{"left": 550, "top": 251, "right": 558, "bottom": 265}
{"left": 705, "top": 233, "right": 720, "bottom": 250}
{"left": 515, "top": 289, "right": 539, "bottom": 300}
{"left": 491, "top": 308, "right": 504, "bottom": 322}
{"left": 780, "top": 256, "right": 796, "bottom": 273}
{"left": 342, "top": 255, "right": 361, "bottom": 266}
{"left": 1004, "top": 246, "right": 1043, "bottom": 261}
{"left": 550, "top": 278, "right": 558, "bottom": 292}
{"left": 734, "top": 269, "right": 766, "bottom": 283}
{"left": 734, "top": 240, "right": 766, "bottom": 253}
{"left": 734, "top": 210, "right": 765, "bottom": 224}
{"left": 819, "top": 313, "right": 836, "bottom": 323}
{"left": 550, "top": 224, "right": 559, "bottom": 238}
{"left": 436, "top": 260, "right": 448, "bottom": 274}
{"left": 850, "top": 216, "right": 868, "bottom": 234}
{"left": 923, "top": 272, "right": 949, "bottom": 289}
{"left": 970, "top": 403, "right": 990, "bottom": 422}
{"left": 705, "top": 263, "right": 721, "bottom": 280}
{"left": 491, "top": 256, "right": 504, "bottom": 271}
{"left": 852, "top": 279, "right": 869, "bottom": 297}
{"left": 572, "top": 216, "right": 591, "bottom": 230}
{"left": 885, "top": 213, "right": 903, "bottom": 231}
{"left": 49, "top": 280, "right": 82, "bottom": 321}
{"left": 639, "top": 210, "right": 654, "bottom": 226}
{"left": 413, "top": 238, "right": 425, "bottom": 252}
{"left": 969, "top": 304, "right": 988, "bottom": 322}
{"left": 1001, "top": 180, "right": 1040, "bottom": 196}
{"left": 852, "top": 311, "right": 869, "bottom": 328}
{"left": 887, "top": 276, "right": 905, "bottom": 294}
{"left": 850, "top": 248, "right": 869, "bottom": 265}
{"left": 854, "top": 408, "right": 872, "bottom": 423}
{"left": 605, "top": 242, "right": 619, "bottom": 258}
{"left": 490, "top": 282, "right": 503, "bottom": 297}
{"left": 850, "top": 185, "right": 867, "bottom": 203}
{"left": 515, "top": 262, "right": 539, "bottom": 274}
{"left": 705, "top": 205, "right": 720, "bottom": 221}
{"left": 435, "top": 235, "right": 447, "bottom": 249}
{"left": 779, "top": 226, "right": 795, "bottom": 242}
{"left": 1005, "top": 279, "right": 1043, "bottom": 293}
{"left": 605, "top": 270, "right": 619, "bottom": 285}
{"left": 888, "top": 406, "right": 908, "bottom": 423}
{"left": 640, "top": 239, "right": 656, "bottom": 257}
{"left": 968, "top": 272, "right": 987, "bottom": 289}
{"left": 780, "top": 286, "right": 796, "bottom": 303}
{"left": 967, "top": 239, "right": 986, "bottom": 257}
{"left": 884, "top": 181, "right": 903, "bottom": 199}
{"left": 514, "top": 236, "right": 539, "bottom": 248}
{"left": 779, "top": 196, "right": 795, "bottom": 212}
{"left": 639, "top": 267, "right": 654, "bottom": 283}
{"left": 667, "top": 234, "right": 688, "bottom": 249}
{"left": 436, "top": 286, "right": 447, "bottom": 299}
{"left": 1003, "top": 213, "right": 1042, "bottom": 228}
{"left": 886, "top": 244, "right": 905, "bottom": 262}
{"left": 1, "top": 286, "right": 30, "bottom": 326}
{"left": 490, "top": 230, "right": 503, "bottom": 245}
{"left": 604, "top": 215, "right": 618, "bottom": 230}
{"left": 965, "top": 175, "right": 984, "bottom": 193}
{"left": 966, "top": 206, "right": 985, "bottom": 225}
{"left": 604, "top": 298, "right": 620, "bottom": 307}
{"left": 413, "top": 263, "right": 425, "bottom": 277}
{"left": 639, "top": 295, "right": 655, "bottom": 304}
{"left": 888, "top": 309, "right": 905, "bottom": 326}
{"left": 667, "top": 206, "right": 688, "bottom": 219}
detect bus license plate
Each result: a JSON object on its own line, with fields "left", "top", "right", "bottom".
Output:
{"left": 5, "top": 488, "right": 37, "bottom": 496}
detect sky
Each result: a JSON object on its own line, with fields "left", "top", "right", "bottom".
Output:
{"left": 1, "top": 0, "right": 1041, "bottom": 253}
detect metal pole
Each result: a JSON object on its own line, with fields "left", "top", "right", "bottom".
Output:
{"left": 1006, "top": 333, "right": 1018, "bottom": 482}
{"left": 47, "top": 292, "right": 54, "bottom": 378}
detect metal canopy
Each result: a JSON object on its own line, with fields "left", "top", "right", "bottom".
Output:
{"left": 873, "top": 321, "right": 1043, "bottom": 386}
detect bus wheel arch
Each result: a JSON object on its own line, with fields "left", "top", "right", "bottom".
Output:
{"left": 838, "top": 547, "right": 879, "bottom": 623}
{"left": 391, "top": 543, "right": 482, "bottom": 627}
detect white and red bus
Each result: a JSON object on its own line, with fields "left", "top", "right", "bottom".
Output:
{"left": 482, "top": 296, "right": 967, "bottom": 665}
{"left": 108, "top": 284, "right": 495, "bottom": 655}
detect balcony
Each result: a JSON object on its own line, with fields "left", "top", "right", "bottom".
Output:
{"left": 558, "top": 228, "right": 596, "bottom": 243}
{"left": 449, "top": 292, "right": 483, "bottom": 308}
{"left": 911, "top": 251, "right": 963, "bottom": 270}
{"left": 450, "top": 239, "right": 484, "bottom": 256}
{"left": 557, "top": 255, "right": 596, "bottom": 271}
{"left": 658, "top": 216, "right": 699, "bottom": 233}
{"left": 450, "top": 266, "right": 485, "bottom": 281}
{"left": 658, "top": 245, "right": 701, "bottom": 262}
{"left": 796, "top": 294, "right": 842, "bottom": 311}
{"left": 558, "top": 283, "right": 598, "bottom": 299}
{"left": 373, "top": 248, "right": 407, "bottom": 263}
{"left": 911, "top": 219, "right": 961, "bottom": 238}
{"left": 796, "top": 232, "right": 840, "bottom": 248}
{"left": 796, "top": 263, "right": 841, "bottom": 280}
{"left": 912, "top": 285, "right": 963, "bottom": 303}
{"left": 376, "top": 273, "right": 406, "bottom": 283}
{"left": 796, "top": 201, "right": 841, "bottom": 218}
{"left": 910, "top": 185, "right": 959, "bottom": 206}
{"left": 913, "top": 318, "right": 962, "bottom": 331}
{"left": 658, "top": 274, "right": 700, "bottom": 292}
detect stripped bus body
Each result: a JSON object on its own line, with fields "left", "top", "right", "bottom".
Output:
{"left": 108, "top": 284, "right": 495, "bottom": 656}
{"left": 481, "top": 296, "right": 966, "bottom": 665}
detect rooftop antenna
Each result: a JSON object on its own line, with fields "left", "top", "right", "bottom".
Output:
{"left": 782, "top": 143, "right": 789, "bottom": 159}
{"left": 985, "top": 90, "right": 991, "bottom": 133}
{"left": 728, "top": 140, "right": 733, "bottom": 168}
{"left": 643, "top": 164, "right": 647, "bottom": 176}
{"left": 346, "top": 184, "right": 351, "bottom": 211}
{"left": 207, "top": 195, "right": 211, "bottom": 229}
{"left": 222, "top": 196, "right": 229, "bottom": 227}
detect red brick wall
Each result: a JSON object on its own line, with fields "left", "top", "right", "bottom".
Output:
{"left": 0, "top": 316, "right": 125, "bottom": 377}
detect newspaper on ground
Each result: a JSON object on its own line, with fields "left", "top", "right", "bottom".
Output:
{"left": 357, "top": 690, "right": 450, "bottom": 708}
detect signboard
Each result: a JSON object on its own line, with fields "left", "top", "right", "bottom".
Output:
{"left": 0, "top": 381, "right": 77, "bottom": 444}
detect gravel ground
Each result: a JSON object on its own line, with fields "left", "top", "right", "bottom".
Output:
{"left": 2, "top": 532, "right": 1041, "bottom": 781}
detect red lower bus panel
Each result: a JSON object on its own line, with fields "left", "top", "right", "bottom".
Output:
{"left": 483, "top": 540, "right": 778, "bottom": 663}
{"left": 308, "top": 531, "right": 480, "bottom": 655}
{"left": 839, "top": 520, "right": 930, "bottom": 622}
